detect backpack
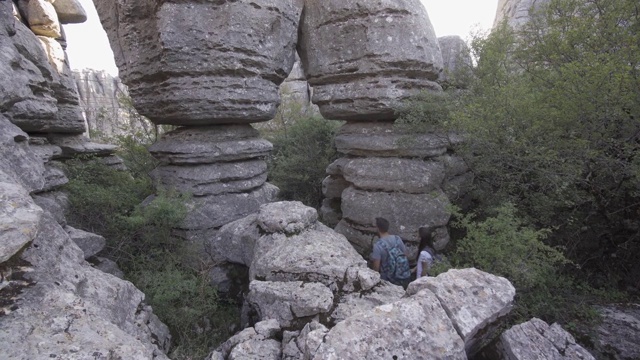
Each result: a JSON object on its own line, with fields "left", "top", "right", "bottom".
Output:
{"left": 379, "top": 236, "right": 411, "bottom": 284}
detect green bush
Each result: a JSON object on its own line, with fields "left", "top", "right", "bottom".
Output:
{"left": 265, "top": 115, "right": 341, "bottom": 209}
{"left": 63, "top": 150, "right": 238, "bottom": 359}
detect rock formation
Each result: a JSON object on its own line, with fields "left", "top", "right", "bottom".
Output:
{"left": 493, "top": 0, "right": 551, "bottom": 28}
{"left": 497, "top": 318, "right": 595, "bottom": 360}
{"left": 73, "top": 69, "right": 154, "bottom": 140}
{"left": 206, "top": 201, "right": 516, "bottom": 359}
{"left": 1, "top": 1, "right": 169, "bottom": 357}
{"left": 593, "top": 304, "right": 640, "bottom": 360}
{"left": 438, "top": 35, "right": 473, "bottom": 87}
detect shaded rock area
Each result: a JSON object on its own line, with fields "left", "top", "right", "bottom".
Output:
{"left": 593, "top": 304, "right": 640, "bottom": 360}
{"left": 322, "top": 122, "right": 473, "bottom": 257}
{"left": 498, "top": 318, "right": 595, "bottom": 360}
{"left": 1, "top": 2, "right": 170, "bottom": 358}
{"left": 206, "top": 201, "right": 517, "bottom": 359}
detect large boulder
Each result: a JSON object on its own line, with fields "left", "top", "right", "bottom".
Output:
{"left": 498, "top": 318, "right": 595, "bottom": 360}
{"left": 299, "top": 0, "right": 443, "bottom": 121}
{"left": 311, "top": 289, "right": 467, "bottom": 359}
{"left": 213, "top": 320, "right": 283, "bottom": 360}
{"left": 407, "top": 268, "right": 516, "bottom": 356}
{"left": 594, "top": 304, "right": 640, "bottom": 360}
{"left": 0, "top": 213, "right": 171, "bottom": 359}
{"left": 52, "top": 0, "right": 87, "bottom": 24}
{"left": 438, "top": 35, "right": 472, "bottom": 87}
{"left": 95, "top": 0, "right": 304, "bottom": 125}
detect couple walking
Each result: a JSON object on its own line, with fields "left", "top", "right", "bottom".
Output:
{"left": 369, "top": 217, "right": 439, "bottom": 288}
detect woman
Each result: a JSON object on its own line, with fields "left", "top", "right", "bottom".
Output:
{"left": 415, "top": 227, "right": 436, "bottom": 278}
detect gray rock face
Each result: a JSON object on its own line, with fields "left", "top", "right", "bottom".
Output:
{"left": 257, "top": 201, "right": 318, "bottom": 235}
{"left": 323, "top": 122, "right": 470, "bottom": 257}
{"left": 73, "top": 69, "right": 153, "bottom": 140}
{"left": 341, "top": 157, "right": 445, "bottom": 193}
{"left": 0, "top": 115, "right": 45, "bottom": 193}
{"left": 0, "top": 4, "right": 85, "bottom": 134}
{"left": 595, "top": 304, "right": 640, "bottom": 360}
{"left": 334, "top": 122, "right": 452, "bottom": 158}
{"left": 215, "top": 320, "right": 283, "bottom": 360}
{"left": 313, "top": 289, "right": 467, "bottom": 360}
{"left": 52, "top": 0, "right": 87, "bottom": 24}
{"left": 407, "top": 268, "right": 516, "bottom": 356}
{"left": 494, "top": 0, "right": 550, "bottom": 28}
{"left": 247, "top": 281, "right": 334, "bottom": 328}
{"left": 65, "top": 225, "right": 106, "bottom": 259}
{"left": 95, "top": 0, "right": 304, "bottom": 126}
{"left": 0, "top": 214, "right": 171, "bottom": 359}
{"left": 299, "top": 0, "right": 443, "bottom": 121}
{"left": 499, "top": 318, "right": 595, "bottom": 360}
{"left": 46, "top": 134, "right": 118, "bottom": 159}
{"left": 149, "top": 125, "right": 273, "bottom": 165}
{"left": 32, "top": 190, "right": 69, "bottom": 226}
{"left": 438, "top": 35, "right": 473, "bottom": 86}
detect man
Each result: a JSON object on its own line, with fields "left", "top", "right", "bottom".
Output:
{"left": 370, "top": 217, "right": 411, "bottom": 288}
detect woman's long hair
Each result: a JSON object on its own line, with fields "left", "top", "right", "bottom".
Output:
{"left": 418, "top": 227, "right": 435, "bottom": 255}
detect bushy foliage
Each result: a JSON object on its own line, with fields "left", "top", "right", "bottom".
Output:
{"left": 64, "top": 148, "right": 237, "bottom": 359}
{"left": 265, "top": 114, "right": 341, "bottom": 209}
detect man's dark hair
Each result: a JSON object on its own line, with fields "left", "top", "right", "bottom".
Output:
{"left": 375, "top": 217, "right": 390, "bottom": 233}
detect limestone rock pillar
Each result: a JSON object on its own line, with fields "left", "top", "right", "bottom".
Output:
{"left": 95, "top": 0, "right": 306, "bottom": 239}
{"left": 299, "top": 0, "right": 470, "bottom": 257}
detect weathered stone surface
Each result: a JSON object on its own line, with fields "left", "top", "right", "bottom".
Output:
{"left": 257, "top": 201, "right": 318, "bottom": 235}
{"left": 444, "top": 172, "right": 474, "bottom": 202}
{"left": 217, "top": 320, "right": 283, "bottom": 360}
{"left": 407, "top": 268, "right": 516, "bottom": 356}
{"left": 52, "top": 0, "right": 87, "bottom": 24}
{"left": 29, "top": 140, "right": 63, "bottom": 163}
{"left": 342, "top": 157, "right": 445, "bottom": 193}
{"left": 182, "top": 183, "right": 279, "bottom": 231}
{"left": 41, "top": 163, "right": 68, "bottom": 192}
{"left": 149, "top": 125, "right": 273, "bottom": 165}
{"left": 333, "top": 219, "right": 377, "bottom": 255}
{"left": 100, "top": 155, "right": 128, "bottom": 171}
{"left": 595, "top": 304, "right": 640, "bottom": 360}
{"left": 47, "top": 134, "right": 118, "bottom": 158}
{"left": 37, "top": 35, "right": 65, "bottom": 73}
{"left": 26, "top": 0, "right": 61, "bottom": 38}
{"left": 65, "top": 226, "right": 106, "bottom": 259}
{"left": 439, "top": 155, "right": 470, "bottom": 179}
{"left": 499, "top": 318, "right": 595, "bottom": 360}
{"left": 438, "top": 35, "right": 472, "bottom": 85}
{"left": 330, "top": 281, "right": 404, "bottom": 324}
{"left": 312, "top": 289, "right": 466, "bottom": 359}
{"left": 299, "top": 0, "right": 443, "bottom": 121}
{"left": 229, "top": 338, "right": 282, "bottom": 360}
{"left": 247, "top": 281, "right": 334, "bottom": 328}
{"left": 32, "top": 191, "right": 69, "bottom": 226}
{"left": 0, "top": 13, "right": 84, "bottom": 135}
{"left": 251, "top": 223, "right": 366, "bottom": 287}
{"left": 150, "top": 160, "right": 268, "bottom": 197}
{"left": 283, "top": 321, "right": 329, "bottom": 360}
{"left": 340, "top": 186, "right": 451, "bottom": 242}
{"left": 95, "top": 0, "right": 304, "bottom": 125}
{"left": 0, "top": 173, "right": 43, "bottom": 264}
{"left": 210, "top": 214, "right": 261, "bottom": 267}
{"left": 494, "top": 0, "right": 550, "bottom": 28}
{"left": 335, "top": 122, "right": 452, "bottom": 158}
{"left": 0, "top": 115, "right": 45, "bottom": 193}
{"left": 319, "top": 198, "right": 341, "bottom": 228}
{"left": 91, "top": 256, "right": 125, "bottom": 279}
{"left": 321, "top": 175, "right": 349, "bottom": 200}
{"left": 0, "top": 213, "right": 170, "bottom": 359}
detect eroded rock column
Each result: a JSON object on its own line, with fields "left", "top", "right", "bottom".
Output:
{"left": 299, "top": 0, "right": 471, "bottom": 256}
{"left": 95, "top": 0, "right": 305, "bottom": 240}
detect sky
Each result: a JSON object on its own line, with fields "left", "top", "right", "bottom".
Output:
{"left": 64, "top": 0, "right": 500, "bottom": 76}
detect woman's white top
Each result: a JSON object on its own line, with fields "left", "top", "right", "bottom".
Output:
{"left": 416, "top": 250, "right": 434, "bottom": 278}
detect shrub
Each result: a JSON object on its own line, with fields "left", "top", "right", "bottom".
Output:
{"left": 265, "top": 115, "right": 341, "bottom": 209}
